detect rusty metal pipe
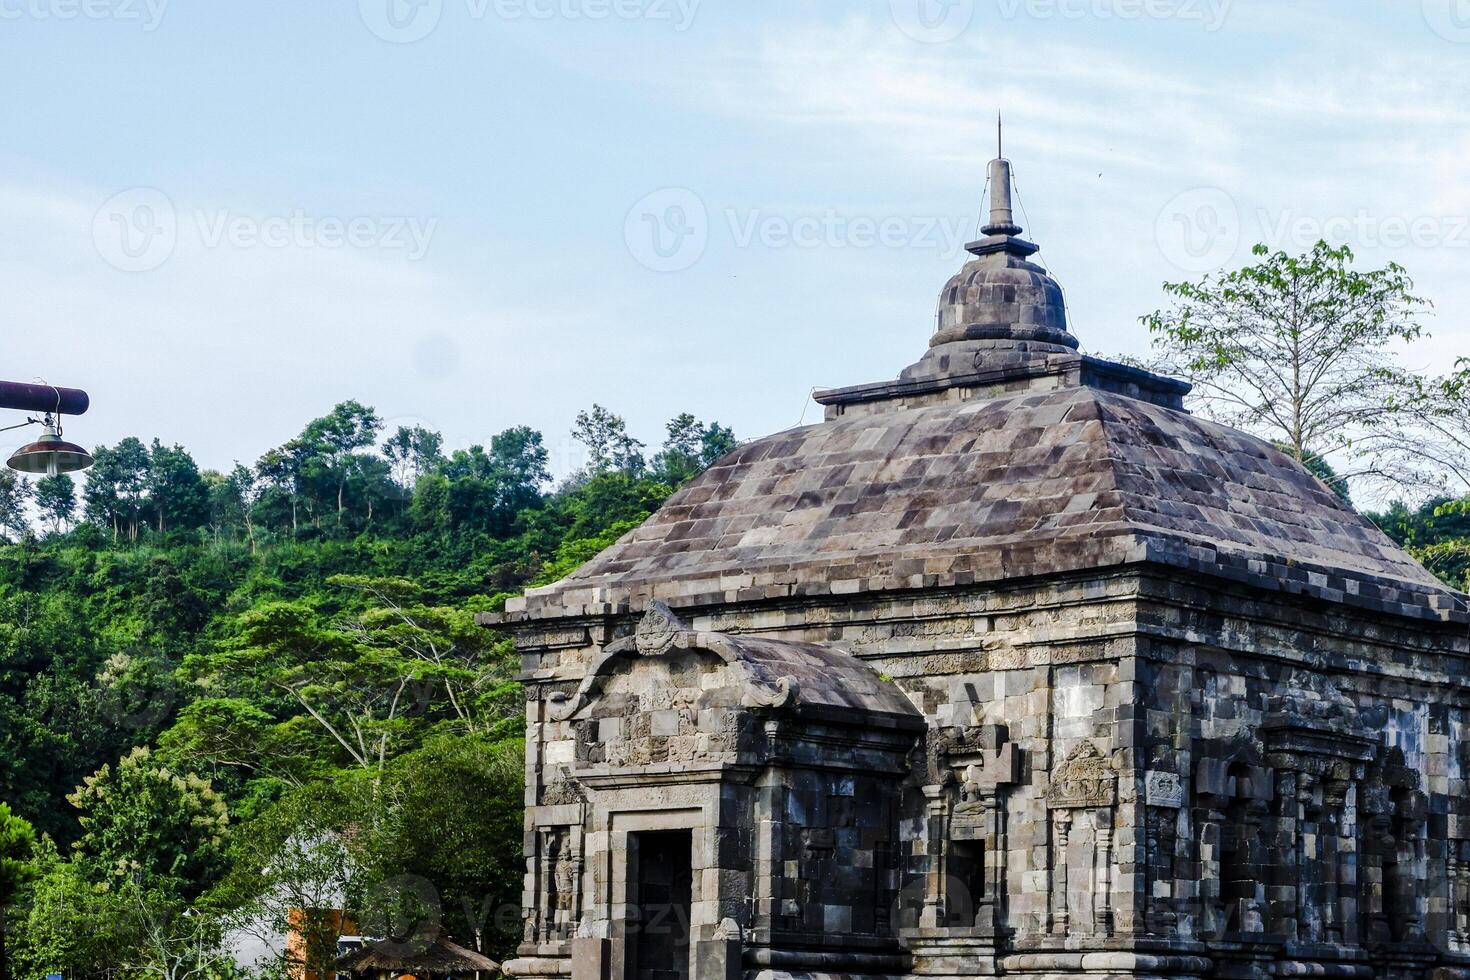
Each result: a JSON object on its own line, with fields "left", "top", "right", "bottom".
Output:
{"left": 0, "top": 381, "right": 90, "bottom": 416}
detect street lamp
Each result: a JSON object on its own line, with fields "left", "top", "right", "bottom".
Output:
{"left": 1, "top": 380, "right": 94, "bottom": 476}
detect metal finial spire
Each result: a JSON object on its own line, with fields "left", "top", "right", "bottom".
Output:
{"left": 980, "top": 115, "right": 1022, "bottom": 238}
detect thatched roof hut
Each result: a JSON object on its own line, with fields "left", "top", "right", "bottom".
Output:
{"left": 336, "top": 937, "right": 500, "bottom": 979}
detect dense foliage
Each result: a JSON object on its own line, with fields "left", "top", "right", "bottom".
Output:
{"left": 0, "top": 402, "right": 735, "bottom": 978}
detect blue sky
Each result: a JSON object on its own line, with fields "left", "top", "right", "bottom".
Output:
{"left": 3, "top": 0, "right": 1468, "bottom": 477}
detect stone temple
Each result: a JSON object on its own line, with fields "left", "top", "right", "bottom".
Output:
{"left": 487, "top": 155, "right": 1470, "bottom": 980}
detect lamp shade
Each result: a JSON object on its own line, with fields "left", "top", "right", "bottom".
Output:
{"left": 7, "top": 432, "right": 94, "bottom": 476}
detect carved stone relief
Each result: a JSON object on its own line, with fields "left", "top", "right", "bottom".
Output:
{"left": 1048, "top": 741, "right": 1117, "bottom": 809}
{"left": 1145, "top": 770, "right": 1185, "bottom": 809}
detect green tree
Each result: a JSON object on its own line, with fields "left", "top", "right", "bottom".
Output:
{"left": 69, "top": 747, "right": 230, "bottom": 903}
{"left": 560, "top": 471, "right": 669, "bottom": 542}
{"left": 147, "top": 441, "right": 210, "bottom": 534}
{"left": 383, "top": 424, "right": 445, "bottom": 492}
{"left": 489, "top": 426, "right": 551, "bottom": 514}
{"left": 33, "top": 474, "right": 75, "bottom": 535}
{"left": 85, "top": 437, "right": 152, "bottom": 541}
{"left": 409, "top": 471, "right": 453, "bottom": 535}
{"left": 0, "top": 473, "right": 29, "bottom": 542}
{"left": 330, "top": 575, "right": 519, "bottom": 737}
{"left": 207, "top": 464, "right": 261, "bottom": 550}
{"left": 255, "top": 444, "right": 307, "bottom": 535}
{"left": 297, "top": 401, "right": 384, "bottom": 524}
{"left": 178, "top": 598, "right": 429, "bottom": 793}
{"left": 354, "top": 735, "right": 525, "bottom": 957}
{"left": 8, "top": 748, "right": 236, "bottom": 980}
{"left": 573, "top": 404, "right": 645, "bottom": 476}
{"left": 652, "top": 413, "right": 737, "bottom": 486}
{"left": 1143, "top": 241, "right": 1427, "bottom": 484}
{"left": 214, "top": 787, "right": 360, "bottom": 980}
{"left": 7, "top": 837, "right": 119, "bottom": 978}
{"left": 0, "top": 802, "right": 36, "bottom": 980}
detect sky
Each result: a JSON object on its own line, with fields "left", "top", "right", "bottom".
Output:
{"left": 2, "top": 0, "right": 1468, "bottom": 479}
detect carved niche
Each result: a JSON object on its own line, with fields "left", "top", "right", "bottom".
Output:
{"left": 912, "top": 725, "right": 1025, "bottom": 941}
{"left": 934, "top": 724, "right": 1024, "bottom": 839}
{"left": 953, "top": 767, "right": 990, "bottom": 841}
{"left": 535, "top": 827, "right": 582, "bottom": 943}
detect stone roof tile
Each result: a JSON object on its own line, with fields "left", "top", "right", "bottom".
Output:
{"left": 504, "top": 385, "right": 1464, "bottom": 624}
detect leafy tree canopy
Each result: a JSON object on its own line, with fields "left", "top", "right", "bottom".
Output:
{"left": 1143, "top": 241, "right": 1428, "bottom": 486}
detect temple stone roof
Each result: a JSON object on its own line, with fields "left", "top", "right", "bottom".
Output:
{"left": 505, "top": 383, "right": 1462, "bottom": 623}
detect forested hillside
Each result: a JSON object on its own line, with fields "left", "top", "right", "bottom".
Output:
{"left": 0, "top": 400, "right": 734, "bottom": 976}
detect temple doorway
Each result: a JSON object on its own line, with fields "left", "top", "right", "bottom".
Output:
{"left": 627, "top": 830, "right": 692, "bottom": 980}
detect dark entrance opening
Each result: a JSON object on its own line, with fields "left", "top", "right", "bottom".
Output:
{"left": 628, "top": 830, "right": 692, "bottom": 980}
{"left": 947, "top": 839, "right": 986, "bottom": 928}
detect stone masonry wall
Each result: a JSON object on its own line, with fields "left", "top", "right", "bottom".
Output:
{"left": 507, "top": 568, "right": 1470, "bottom": 979}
